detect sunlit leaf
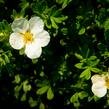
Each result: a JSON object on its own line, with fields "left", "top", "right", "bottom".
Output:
{"left": 104, "top": 19, "right": 109, "bottom": 30}
{"left": 29, "top": 97, "right": 38, "bottom": 107}
{"left": 78, "top": 91, "right": 88, "bottom": 99}
{"left": 39, "top": 102, "right": 45, "bottom": 109}
{"left": 21, "top": 93, "right": 26, "bottom": 101}
{"left": 47, "top": 87, "right": 54, "bottom": 100}
{"left": 36, "top": 86, "right": 49, "bottom": 95}
{"left": 50, "top": 17, "right": 58, "bottom": 29}
{"left": 23, "top": 80, "right": 31, "bottom": 92}
{"left": 80, "top": 68, "right": 91, "bottom": 80}
{"left": 75, "top": 53, "right": 83, "bottom": 60}
{"left": 75, "top": 63, "right": 84, "bottom": 69}
{"left": 90, "top": 68, "right": 101, "bottom": 73}
{"left": 14, "top": 74, "right": 20, "bottom": 84}
{"left": 78, "top": 27, "right": 85, "bottom": 35}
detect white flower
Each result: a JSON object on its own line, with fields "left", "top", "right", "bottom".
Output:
{"left": 9, "top": 16, "right": 50, "bottom": 59}
{"left": 91, "top": 74, "right": 109, "bottom": 97}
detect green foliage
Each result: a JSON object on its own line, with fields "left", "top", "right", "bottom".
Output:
{"left": 36, "top": 86, "right": 49, "bottom": 95}
{"left": 56, "top": 0, "right": 71, "bottom": 9}
{"left": 104, "top": 19, "right": 109, "bottom": 30}
{"left": 28, "top": 97, "right": 38, "bottom": 107}
{"left": 23, "top": 80, "right": 31, "bottom": 92}
{"left": 0, "top": 20, "right": 11, "bottom": 41}
{"left": 21, "top": 93, "right": 26, "bottom": 101}
{"left": 0, "top": 50, "right": 12, "bottom": 69}
{"left": 39, "top": 102, "right": 45, "bottom": 109}
{"left": 75, "top": 55, "right": 101, "bottom": 80}
{"left": 47, "top": 87, "right": 54, "bottom": 100}
{"left": 0, "top": 0, "right": 4, "bottom": 3}
{"left": 32, "top": 0, "right": 68, "bottom": 30}
{"left": 70, "top": 91, "right": 88, "bottom": 108}
{"left": 80, "top": 68, "right": 91, "bottom": 80}
{"left": 1, "top": 0, "right": 109, "bottom": 109}
{"left": 78, "top": 27, "right": 86, "bottom": 35}
{"left": 14, "top": 74, "right": 21, "bottom": 84}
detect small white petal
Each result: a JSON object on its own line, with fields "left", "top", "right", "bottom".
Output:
{"left": 35, "top": 30, "right": 50, "bottom": 47}
{"left": 11, "top": 18, "right": 29, "bottom": 33}
{"left": 91, "top": 82, "right": 107, "bottom": 97}
{"left": 9, "top": 33, "right": 24, "bottom": 49}
{"left": 29, "top": 16, "right": 44, "bottom": 35}
{"left": 91, "top": 74, "right": 105, "bottom": 84}
{"left": 25, "top": 40, "right": 42, "bottom": 59}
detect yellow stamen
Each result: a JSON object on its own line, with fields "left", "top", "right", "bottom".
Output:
{"left": 105, "top": 77, "right": 109, "bottom": 89}
{"left": 23, "top": 31, "right": 33, "bottom": 44}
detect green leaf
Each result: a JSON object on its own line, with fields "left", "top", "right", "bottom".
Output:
{"left": 53, "top": 16, "right": 68, "bottom": 23}
{"left": 70, "top": 91, "right": 88, "bottom": 107}
{"left": 4, "top": 54, "right": 10, "bottom": 63}
{"left": 75, "top": 53, "right": 83, "bottom": 60}
{"left": 14, "top": 85, "right": 22, "bottom": 98}
{"left": 44, "top": 19, "right": 52, "bottom": 29}
{"left": 47, "top": 87, "right": 54, "bottom": 100}
{"left": 29, "top": 97, "right": 37, "bottom": 107}
{"left": 78, "top": 91, "right": 88, "bottom": 99}
{"left": 56, "top": 0, "right": 71, "bottom": 8}
{"left": 75, "top": 63, "right": 84, "bottom": 69}
{"left": 14, "top": 74, "right": 20, "bottom": 84}
{"left": 0, "top": 0, "right": 4, "bottom": 3}
{"left": 50, "top": 17, "right": 58, "bottom": 29}
{"left": 56, "top": 0, "right": 63, "bottom": 4}
{"left": 61, "top": 28, "right": 68, "bottom": 35}
{"left": 39, "top": 102, "right": 45, "bottom": 109}
{"left": 19, "top": 0, "right": 29, "bottom": 10}
{"left": 36, "top": 86, "right": 49, "bottom": 95}
{"left": 21, "top": 93, "right": 26, "bottom": 101}
{"left": 23, "top": 81, "right": 31, "bottom": 92}
{"left": 70, "top": 93, "right": 80, "bottom": 109}
{"left": 70, "top": 93, "right": 79, "bottom": 103}
{"left": 52, "top": 17, "right": 61, "bottom": 23}
{"left": 90, "top": 68, "right": 101, "bottom": 73}
{"left": 88, "top": 59, "right": 100, "bottom": 67}
{"left": 14, "top": 92, "right": 19, "bottom": 99}
{"left": 40, "top": 71, "right": 45, "bottom": 77}
{"left": 89, "top": 56, "right": 97, "bottom": 61}
{"left": 78, "top": 27, "right": 85, "bottom": 35}
{"left": 19, "top": 48, "right": 25, "bottom": 55}
{"left": 32, "top": 59, "right": 38, "bottom": 64}
{"left": 62, "top": 0, "right": 70, "bottom": 8}
{"left": 93, "top": 95, "right": 100, "bottom": 101}
{"left": 14, "top": 85, "right": 22, "bottom": 92}
{"left": 104, "top": 19, "right": 109, "bottom": 30}
{"left": 80, "top": 68, "right": 91, "bottom": 80}
{"left": 97, "top": 42, "right": 105, "bottom": 52}
{"left": 88, "top": 96, "right": 93, "bottom": 102}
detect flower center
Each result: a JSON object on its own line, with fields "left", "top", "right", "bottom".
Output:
{"left": 105, "top": 77, "right": 109, "bottom": 89}
{"left": 23, "top": 31, "right": 33, "bottom": 44}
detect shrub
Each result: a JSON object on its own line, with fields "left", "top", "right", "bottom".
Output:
{"left": 0, "top": 0, "right": 109, "bottom": 109}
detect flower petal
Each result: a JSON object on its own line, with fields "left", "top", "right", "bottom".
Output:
{"left": 35, "top": 30, "right": 50, "bottom": 47}
{"left": 25, "top": 40, "right": 42, "bottom": 59}
{"left": 29, "top": 16, "right": 44, "bottom": 35}
{"left": 9, "top": 33, "right": 24, "bottom": 49}
{"left": 91, "top": 74, "right": 105, "bottom": 84}
{"left": 11, "top": 18, "right": 29, "bottom": 33}
{"left": 91, "top": 82, "right": 107, "bottom": 97}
